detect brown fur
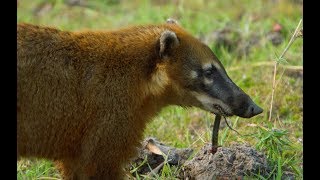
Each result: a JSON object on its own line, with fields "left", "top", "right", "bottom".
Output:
{"left": 17, "top": 22, "right": 217, "bottom": 179}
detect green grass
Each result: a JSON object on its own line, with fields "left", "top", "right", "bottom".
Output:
{"left": 17, "top": 0, "right": 303, "bottom": 179}
{"left": 17, "top": 158, "right": 61, "bottom": 179}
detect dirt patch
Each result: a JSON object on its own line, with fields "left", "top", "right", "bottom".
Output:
{"left": 128, "top": 138, "right": 273, "bottom": 179}
{"left": 181, "top": 143, "right": 270, "bottom": 179}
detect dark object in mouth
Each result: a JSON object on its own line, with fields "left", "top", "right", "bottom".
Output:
{"left": 211, "top": 114, "right": 221, "bottom": 154}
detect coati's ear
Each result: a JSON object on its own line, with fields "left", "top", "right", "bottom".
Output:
{"left": 159, "top": 30, "right": 179, "bottom": 59}
{"left": 166, "top": 18, "right": 179, "bottom": 25}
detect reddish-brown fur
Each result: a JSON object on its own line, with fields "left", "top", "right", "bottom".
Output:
{"left": 17, "top": 22, "right": 215, "bottom": 179}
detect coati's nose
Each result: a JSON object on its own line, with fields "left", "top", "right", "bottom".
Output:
{"left": 246, "top": 103, "right": 263, "bottom": 118}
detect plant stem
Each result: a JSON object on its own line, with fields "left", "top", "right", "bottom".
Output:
{"left": 268, "top": 19, "right": 303, "bottom": 121}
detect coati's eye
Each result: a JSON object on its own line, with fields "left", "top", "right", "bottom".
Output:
{"left": 203, "top": 66, "right": 216, "bottom": 78}
{"left": 204, "top": 69, "right": 213, "bottom": 78}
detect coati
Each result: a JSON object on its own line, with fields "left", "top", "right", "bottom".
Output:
{"left": 17, "top": 20, "right": 263, "bottom": 179}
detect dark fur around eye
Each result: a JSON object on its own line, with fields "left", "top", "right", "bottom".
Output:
{"left": 204, "top": 69, "right": 213, "bottom": 78}
{"left": 203, "top": 65, "right": 217, "bottom": 78}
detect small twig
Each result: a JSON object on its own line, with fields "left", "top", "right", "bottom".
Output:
{"left": 211, "top": 114, "right": 221, "bottom": 154}
{"left": 268, "top": 19, "right": 302, "bottom": 121}
{"left": 147, "top": 162, "right": 165, "bottom": 177}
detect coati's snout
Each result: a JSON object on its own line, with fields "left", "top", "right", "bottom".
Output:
{"left": 187, "top": 60, "right": 263, "bottom": 118}
{"left": 228, "top": 92, "right": 263, "bottom": 118}
{"left": 188, "top": 65, "right": 263, "bottom": 118}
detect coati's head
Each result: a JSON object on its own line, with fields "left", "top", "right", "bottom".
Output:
{"left": 153, "top": 20, "right": 263, "bottom": 118}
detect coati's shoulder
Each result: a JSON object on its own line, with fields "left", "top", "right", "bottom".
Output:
{"left": 17, "top": 23, "right": 71, "bottom": 53}
{"left": 17, "top": 23, "right": 64, "bottom": 41}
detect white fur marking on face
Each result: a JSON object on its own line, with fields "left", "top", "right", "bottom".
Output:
{"left": 204, "top": 78, "right": 213, "bottom": 85}
{"left": 190, "top": 71, "right": 198, "bottom": 79}
{"left": 192, "top": 92, "right": 215, "bottom": 110}
{"left": 202, "top": 63, "right": 212, "bottom": 70}
{"left": 212, "top": 61, "right": 222, "bottom": 70}
{"left": 202, "top": 62, "right": 222, "bottom": 71}
{"left": 191, "top": 92, "right": 232, "bottom": 114}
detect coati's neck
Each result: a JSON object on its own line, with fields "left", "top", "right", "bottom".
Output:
{"left": 69, "top": 24, "right": 185, "bottom": 124}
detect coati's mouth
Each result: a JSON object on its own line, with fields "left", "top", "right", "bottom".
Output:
{"left": 212, "top": 104, "right": 233, "bottom": 117}
{"left": 191, "top": 92, "right": 233, "bottom": 117}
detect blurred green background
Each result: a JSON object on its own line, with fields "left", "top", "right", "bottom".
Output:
{"left": 17, "top": 0, "right": 303, "bottom": 179}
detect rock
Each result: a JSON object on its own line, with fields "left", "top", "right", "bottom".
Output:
{"left": 128, "top": 137, "right": 193, "bottom": 176}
